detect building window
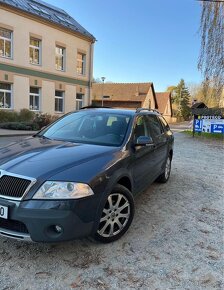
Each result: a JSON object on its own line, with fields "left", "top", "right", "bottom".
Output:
{"left": 0, "top": 28, "right": 12, "bottom": 58}
{"left": 76, "top": 93, "right": 84, "bottom": 110}
{"left": 55, "top": 90, "right": 64, "bottom": 113}
{"left": 30, "top": 38, "right": 41, "bottom": 65}
{"left": 77, "top": 52, "right": 86, "bottom": 75}
{"left": 0, "top": 83, "right": 12, "bottom": 109}
{"left": 30, "top": 87, "right": 40, "bottom": 111}
{"left": 55, "top": 46, "right": 65, "bottom": 71}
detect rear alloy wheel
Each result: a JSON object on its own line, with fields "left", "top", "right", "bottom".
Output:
{"left": 94, "top": 185, "right": 134, "bottom": 243}
{"left": 157, "top": 155, "right": 171, "bottom": 183}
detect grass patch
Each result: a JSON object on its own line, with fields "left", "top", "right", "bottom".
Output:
{"left": 182, "top": 130, "right": 224, "bottom": 140}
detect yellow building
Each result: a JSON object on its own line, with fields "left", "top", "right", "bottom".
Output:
{"left": 0, "top": 0, "right": 95, "bottom": 115}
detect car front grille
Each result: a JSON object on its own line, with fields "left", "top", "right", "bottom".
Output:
{"left": 0, "top": 175, "right": 32, "bottom": 199}
{"left": 0, "top": 218, "right": 29, "bottom": 234}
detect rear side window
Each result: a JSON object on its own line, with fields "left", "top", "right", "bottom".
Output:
{"left": 158, "top": 116, "right": 170, "bottom": 131}
{"left": 147, "top": 115, "right": 164, "bottom": 137}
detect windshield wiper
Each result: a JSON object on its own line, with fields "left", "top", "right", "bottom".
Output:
{"left": 34, "top": 134, "right": 51, "bottom": 140}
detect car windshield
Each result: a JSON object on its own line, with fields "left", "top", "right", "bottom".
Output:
{"left": 39, "top": 111, "right": 131, "bottom": 146}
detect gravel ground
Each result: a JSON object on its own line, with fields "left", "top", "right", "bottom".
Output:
{"left": 0, "top": 133, "right": 223, "bottom": 290}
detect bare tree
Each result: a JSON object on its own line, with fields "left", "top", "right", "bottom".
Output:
{"left": 198, "top": 0, "right": 224, "bottom": 104}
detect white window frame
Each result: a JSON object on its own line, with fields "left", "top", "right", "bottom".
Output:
{"left": 0, "top": 28, "right": 12, "bottom": 59}
{"left": 29, "top": 37, "right": 41, "bottom": 65}
{"left": 55, "top": 46, "right": 65, "bottom": 71}
{"left": 77, "top": 52, "right": 86, "bottom": 75}
{"left": 76, "top": 93, "right": 84, "bottom": 110}
{"left": 55, "top": 91, "right": 64, "bottom": 113}
{"left": 29, "top": 87, "right": 40, "bottom": 111}
{"left": 0, "top": 83, "right": 12, "bottom": 109}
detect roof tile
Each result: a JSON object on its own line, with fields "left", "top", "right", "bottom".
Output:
{"left": 92, "top": 82, "right": 152, "bottom": 102}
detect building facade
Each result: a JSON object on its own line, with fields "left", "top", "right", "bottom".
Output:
{"left": 92, "top": 82, "right": 158, "bottom": 110}
{"left": 155, "top": 92, "right": 175, "bottom": 123}
{"left": 92, "top": 83, "right": 176, "bottom": 123}
{"left": 0, "top": 0, "right": 95, "bottom": 115}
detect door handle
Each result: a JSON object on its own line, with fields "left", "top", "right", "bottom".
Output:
{"left": 146, "top": 144, "right": 156, "bottom": 149}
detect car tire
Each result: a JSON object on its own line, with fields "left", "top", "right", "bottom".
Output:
{"left": 94, "top": 184, "right": 135, "bottom": 243}
{"left": 157, "top": 155, "right": 172, "bottom": 183}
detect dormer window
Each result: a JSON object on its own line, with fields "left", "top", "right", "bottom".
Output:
{"left": 29, "top": 3, "right": 50, "bottom": 15}
{"left": 55, "top": 15, "right": 74, "bottom": 26}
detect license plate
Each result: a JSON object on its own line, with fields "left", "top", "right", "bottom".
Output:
{"left": 0, "top": 205, "right": 8, "bottom": 219}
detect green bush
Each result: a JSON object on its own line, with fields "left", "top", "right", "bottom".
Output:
{"left": 19, "top": 109, "right": 35, "bottom": 122}
{"left": 0, "top": 122, "right": 39, "bottom": 131}
{"left": 34, "top": 113, "right": 58, "bottom": 130}
{"left": 0, "top": 109, "right": 58, "bottom": 130}
{"left": 0, "top": 110, "right": 19, "bottom": 122}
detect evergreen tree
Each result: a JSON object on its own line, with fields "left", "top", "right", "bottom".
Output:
{"left": 174, "top": 79, "right": 191, "bottom": 120}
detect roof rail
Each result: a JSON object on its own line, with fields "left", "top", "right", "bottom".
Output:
{"left": 80, "top": 105, "right": 112, "bottom": 110}
{"left": 136, "top": 108, "right": 160, "bottom": 113}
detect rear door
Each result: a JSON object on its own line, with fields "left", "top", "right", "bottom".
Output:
{"left": 146, "top": 115, "right": 168, "bottom": 176}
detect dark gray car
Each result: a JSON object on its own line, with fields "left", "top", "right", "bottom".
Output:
{"left": 0, "top": 108, "right": 174, "bottom": 243}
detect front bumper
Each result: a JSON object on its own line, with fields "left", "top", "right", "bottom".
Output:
{"left": 0, "top": 197, "right": 98, "bottom": 242}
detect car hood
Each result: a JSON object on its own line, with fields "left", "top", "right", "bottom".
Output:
{"left": 0, "top": 137, "right": 118, "bottom": 179}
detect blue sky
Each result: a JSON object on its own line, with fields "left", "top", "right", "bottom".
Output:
{"left": 45, "top": 0, "right": 202, "bottom": 91}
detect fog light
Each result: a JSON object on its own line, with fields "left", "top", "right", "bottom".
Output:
{"left": 54, "top": 225, "right": 63, "bottom": 233}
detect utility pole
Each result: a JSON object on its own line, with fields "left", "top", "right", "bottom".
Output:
{"left": 101, "top": 77, "right": 106, "bottom": 106}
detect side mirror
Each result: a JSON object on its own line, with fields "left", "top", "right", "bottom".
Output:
{"left": 135, "top": 136, "right": 154, "bottom": 146}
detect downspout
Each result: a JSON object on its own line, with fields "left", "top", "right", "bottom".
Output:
{"left": 88, "top": 41, "right": 94, "bottom": 105}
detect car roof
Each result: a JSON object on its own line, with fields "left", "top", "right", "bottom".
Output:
{"left": 79, "top": 107, "right": 160, "bottom": 117}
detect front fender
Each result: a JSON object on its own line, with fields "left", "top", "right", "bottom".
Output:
{"left": 91, "top": 167, "right": 133, "bottom": 235}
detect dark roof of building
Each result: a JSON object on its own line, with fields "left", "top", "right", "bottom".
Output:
{"left": 191, "top": 107, "right": 224, "bottom": 116}
{"left": 191, "top": 102, "right": 208, "bottom": 109}
{"left": 0, "top": 0, "right": 95, "bottom": 41}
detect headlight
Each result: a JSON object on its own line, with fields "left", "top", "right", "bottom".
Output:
{"left": 32, "top": 181, "right": 94, "bottom": 199}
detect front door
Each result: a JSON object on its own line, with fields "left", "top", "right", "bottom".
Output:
{"left": 130, "top": 115, "right": 157, "bottom": 194}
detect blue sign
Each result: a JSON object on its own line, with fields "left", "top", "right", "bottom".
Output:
{"left": 194, "top": 119, "right": 202, "bottom": 132}
{"left": 211, "top": 124, "right": 224, "bottom": 134}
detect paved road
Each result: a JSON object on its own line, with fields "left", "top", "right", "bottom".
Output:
{"left": 0, "top": 133, "right": 223, "bottom": 289}
{"left": 170, "top": 121, "right": 191, "bottom": 132}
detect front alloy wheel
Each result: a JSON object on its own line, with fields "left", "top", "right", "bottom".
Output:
{"left": 94, "top": 185, "right": 134, "bottom": 243}
{"left": 157, "top": 155, "right": 172, "bottom": 183}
